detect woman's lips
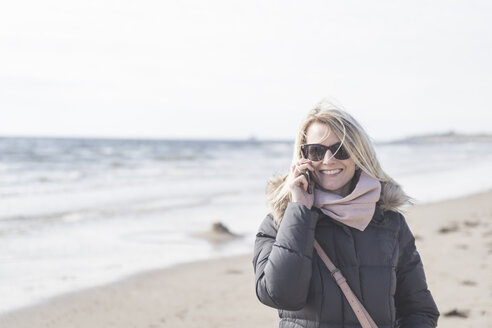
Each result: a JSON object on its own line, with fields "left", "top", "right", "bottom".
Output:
{"left": 320, "top": 169, "right": 343, "bottom": 176}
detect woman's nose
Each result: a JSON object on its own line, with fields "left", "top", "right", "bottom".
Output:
{"left": 322, "top": 150, "right": 336, "bottom": 164}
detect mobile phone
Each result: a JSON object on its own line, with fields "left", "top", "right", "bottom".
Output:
{"left": 304, "top": 170, "right": 313, "bottom": 194}
{"left": 301, "top": 152, "right": 313, "bottom": 194}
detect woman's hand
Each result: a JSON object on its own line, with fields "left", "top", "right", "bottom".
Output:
{"left": 287, "top": 158, "right": 315, "bottom": 209}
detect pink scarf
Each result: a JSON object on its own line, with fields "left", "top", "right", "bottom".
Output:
{"left": 313, "top": 170, "right": 381, "bottom": 231}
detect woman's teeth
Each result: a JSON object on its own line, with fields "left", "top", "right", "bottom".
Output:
{"left": 321, "top": 169, "right": 342, "bottom": 175}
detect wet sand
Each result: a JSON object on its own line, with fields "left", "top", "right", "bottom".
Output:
{"left": 1, "top": 191, "right": 491, "bottom": 328}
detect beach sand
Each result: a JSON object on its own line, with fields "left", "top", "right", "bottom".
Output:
{"left": 1, "top": 191, "right": 491, "bottom": 328}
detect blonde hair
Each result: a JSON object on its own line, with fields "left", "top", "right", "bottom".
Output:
{"left": 266, "top": 100, "right": 413, "bottom": 227}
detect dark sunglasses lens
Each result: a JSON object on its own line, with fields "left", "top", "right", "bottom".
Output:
{"left": 305, "top": 145, "right": 326, "bottom": 161}
{"left": 333, "top": 145, "right": 350, "bottom": 160}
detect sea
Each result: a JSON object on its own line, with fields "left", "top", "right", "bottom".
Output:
{"left": 1, "top": 136, "right": 492, "bottom": 314}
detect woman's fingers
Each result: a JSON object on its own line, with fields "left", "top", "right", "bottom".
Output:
{"left": 289, "top": 159, "right": 314, "bottom": 192}
{"left": 294, "top": 162, "right": 315, "bottom": 176}
{"left": 289, "top": 159, "right": 315, "bottom": 207}
{"left": 290, "top": 173, "right": 309, "bottom": 192}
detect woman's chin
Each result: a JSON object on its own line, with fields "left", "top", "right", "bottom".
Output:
{"left": 316, "top": 184, "right": 343, "bottom": 193}
{"left": 316, "top": 179, "right": 352, "bottom": 196}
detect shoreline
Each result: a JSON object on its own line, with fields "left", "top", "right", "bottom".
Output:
{"left": 1, "top": 190, "right": 491, "bottom": 327}
{"left": 1, "top": 253, "right": 279, "bottom": 328}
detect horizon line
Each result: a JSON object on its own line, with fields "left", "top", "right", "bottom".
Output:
{"left": 1, "top": 130, "right": 492, "bottom": 144}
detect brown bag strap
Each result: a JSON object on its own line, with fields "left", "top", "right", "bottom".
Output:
{"left": 314, "top": 239, "right": 378, "bottom": 328}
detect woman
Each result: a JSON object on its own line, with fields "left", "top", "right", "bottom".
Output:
{"left": 252, "top": 100, "right": 439, "bottom": 328}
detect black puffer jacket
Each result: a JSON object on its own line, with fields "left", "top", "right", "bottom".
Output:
{"left": 252, "top": 202, "right": 439, "bottom": 328}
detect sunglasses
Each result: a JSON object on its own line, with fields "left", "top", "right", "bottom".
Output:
{"left": 300, "top": 142, "right": 350, "bottom": 161}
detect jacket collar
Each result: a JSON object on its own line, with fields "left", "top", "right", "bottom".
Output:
{"left": 368, "top": 204, "right": 385, "bottom": 226}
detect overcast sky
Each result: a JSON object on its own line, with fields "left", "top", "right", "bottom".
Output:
{"left": 1, "top": 0, "right": 491, "bottom": 141}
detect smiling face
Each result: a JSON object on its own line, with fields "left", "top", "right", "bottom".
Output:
{"left": 305, "top": 121, "right": 356, "bottom": 197}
